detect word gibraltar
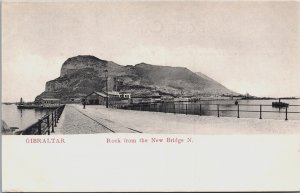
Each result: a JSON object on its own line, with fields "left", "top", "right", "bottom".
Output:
{"left": 26, "top": 138, "right": 66, "bottom": 144}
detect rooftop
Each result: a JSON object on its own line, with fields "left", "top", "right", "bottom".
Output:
{"left": 41, "top": 98, "right": 60, "bottom": 101}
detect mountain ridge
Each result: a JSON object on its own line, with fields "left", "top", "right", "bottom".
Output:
{"left": 35, "top": 55, "right": 237, "bottom": 101}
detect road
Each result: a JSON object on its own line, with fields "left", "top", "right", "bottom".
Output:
{"left": 55, "top": 105, "right": 139, "bottom": 134}
{"left": 53, "top": 104, "right": 300, "bottom": 135}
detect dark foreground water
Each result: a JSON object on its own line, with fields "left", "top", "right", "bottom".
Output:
{"left": 2, "top": 104, "right": 52, "bottom": 130}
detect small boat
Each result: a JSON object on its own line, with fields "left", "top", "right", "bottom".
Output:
{"left": 17, "top": 103, "right": 39, "bottom": 109}
{"left": 272, "top": 99, "right": 289, "bottom": 108}
{"left": 272, "top": 102, "right": 289, "bottom": 108}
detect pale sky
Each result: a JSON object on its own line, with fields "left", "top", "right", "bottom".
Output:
{"left": 2, "top": 1, "right": 300, "bottom": 102}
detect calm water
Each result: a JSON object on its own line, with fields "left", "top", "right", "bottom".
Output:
{"left": 2, "top": 104, "right": 52, "bottom": 129}
{"left": 130, "top": 99, "right": 300, "bottom": 120}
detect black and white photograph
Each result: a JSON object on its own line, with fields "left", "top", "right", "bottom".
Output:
{"left": 2, "top": 1, "right": 300, "bottom": 135}
{"left": 1, "top": 1, "right": 300, "bottom": 192}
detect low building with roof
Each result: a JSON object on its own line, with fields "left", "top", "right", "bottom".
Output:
{"left": 39, "top": 98, "right": 61, "bottom": 105}
{"left": 85, "top": 91, "right": 108, "bottom": 105}
{"left": 33, "top": 98, "right": 61, "bottom": 108}
{"left": 130, "top": 95, "right": 162, "bottom": 104}
{"left": 119, "top": 91, "right": 131, "bottom": 99}
{"left": 84, "top": 91, "right": 130, "bottom": 105}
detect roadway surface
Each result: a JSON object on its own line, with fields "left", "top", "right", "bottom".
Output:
{"left": 54, "top": 104, "right": 300, "bottom": 134}
{"left": 55, "top": 105, "right": 140, "bottom": 134}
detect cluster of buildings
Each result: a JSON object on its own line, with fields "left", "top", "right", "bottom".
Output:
{"left": 36, "top": 90, "right": 164, "bottom": 107}
{"left": 84, "top": 91, "right": 162, "bottom": 106}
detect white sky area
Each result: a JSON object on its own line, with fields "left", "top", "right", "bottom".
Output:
{"left": 2, "top": 1, "right": 300, "bottom": 102}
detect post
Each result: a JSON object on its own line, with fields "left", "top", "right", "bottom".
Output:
{"left": 38, "top": 119, "right": 42, "bottom": 135}
{"left": 199, "top": 104, "right": 201, "bottom": 116}
{"left": 259, "top": 105, "right": 262, "bottom": 119}
{"left": 285, "top": 106, "right": 288, "bottom": 121}
{"left": 54, "top": 110, "right": 57, "bottom": 127}
{"left": 174, "top": 103, "right": 176, "bottom": 114}
{"left": 185, "top": 104, "right": 187, "bottom": 115}
{"left": 47, "top": 115, "right": 50, "bottom": 135}
{"left": 46, "top": 115, "right": 50, "bottom": 127}
{"left": 217, "top": 104, "right": 220, "bottom": 117}
{"left": 56, "top": 110, "right": 59, "bottom": 123}
{"left": 51, "top": 112, "right": 54, "bottom": 133}
{"left": 57, "top": 110, "right": 60, "bottom": 121}
{"left": 237, "top": 104, "right": 240, "bottom": 118}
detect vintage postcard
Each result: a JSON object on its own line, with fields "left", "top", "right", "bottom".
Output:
{"left": 1, "top": 0, "right": 300, "bottom": 192}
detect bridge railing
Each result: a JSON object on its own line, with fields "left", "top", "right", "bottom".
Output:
{"left": 116, "top": 102, "right": 300, "bottom": 121}
{"left": 14, "top": 105, "right": 65, "bottom": 135}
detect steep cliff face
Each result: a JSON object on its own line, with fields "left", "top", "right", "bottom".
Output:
{"left": 60, "top": 55, "right": 107, "bottom": 77}
{"left": 35, "top": 55, "right": 236, "bottom": 101}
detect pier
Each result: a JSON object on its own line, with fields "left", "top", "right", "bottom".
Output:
{"left": 13, "top": 103, "right": 300, "bottom": 135}
{"left": 54, "top": 105, "right": 138, "bottom": 134}
{"left": 54, "top": 104, "right": 300, "bottom": 134}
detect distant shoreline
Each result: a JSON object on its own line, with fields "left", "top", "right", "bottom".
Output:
{"left": 2, "top": 102, "right": 17, "bottom": 105}
{"left": 2, "top": 97, "right": 299, "bottom": 104}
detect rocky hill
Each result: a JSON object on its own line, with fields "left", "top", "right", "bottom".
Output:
{"left": 35, "top": 55, "right": 237, "bottom": 101}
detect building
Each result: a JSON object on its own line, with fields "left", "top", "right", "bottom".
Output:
{"left": 119, "top": 92, "right": 131, "bottom": 99}
{"left": 39, "top": 98, "right": 61, "bottom": 107}
{"left": 130, "top": 95, "right": 162, "bottom": 104}
{"left": 85, "top": 91, "right": 129, "bottom": 105}
{"left": 69, "top": 98, "right": 82, "bottom": 103}
{"left": 85, "top": 91, "right": 108, "bottom": 105}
